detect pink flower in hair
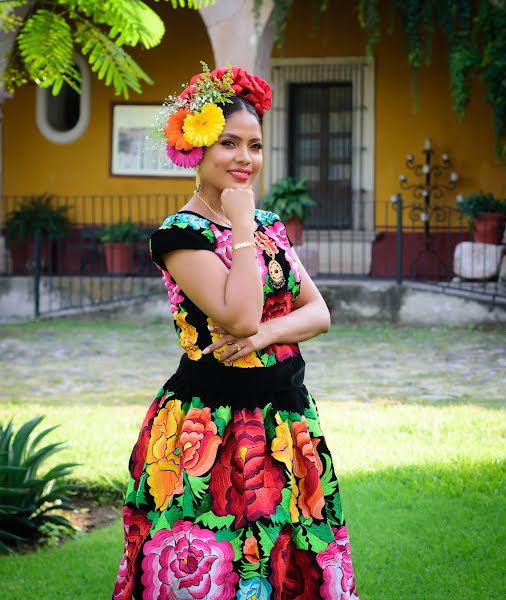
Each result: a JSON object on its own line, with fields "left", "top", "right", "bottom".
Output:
{"left": 165, "top": 143, "right": 203, "bottom": 169}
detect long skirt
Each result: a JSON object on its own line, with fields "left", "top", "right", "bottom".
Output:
{"left": 112, "top": 355, "right": 360, "bottom": 599}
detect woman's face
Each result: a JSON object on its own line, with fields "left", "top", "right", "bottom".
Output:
{"left": 198, "top": 109, "right": 263, "bottom": 192}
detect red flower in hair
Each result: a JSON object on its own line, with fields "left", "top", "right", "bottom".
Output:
{"left": 180, "top": 66, "right": 272, "bottom": 117}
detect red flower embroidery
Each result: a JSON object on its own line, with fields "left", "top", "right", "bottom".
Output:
{"left": 209, "top": 408, "right": 285, "bottom": 529}
{"left": 129, "top": 395, "right": 162, "bottom": 490}
{"left": 268, "top": 527, "right": 322, "bottom": 599}
{"left": 262, "top": 292, "right": 300, "bottom": 362}
{"left": 292, "top": 417, "right": 325, "bottom": 519}
{"left": 112, "top": 506, "right": 152, "bottom": 599}
{"left": 180, "top": 407, "right": 222, "bottom": 476}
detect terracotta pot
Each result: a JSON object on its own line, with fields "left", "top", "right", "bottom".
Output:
{"left": 7, "top": 236, "right": 57, "bottom": 274}
{"left": 103, "top": 242, "right": 136, "bottom": 273}
{"left": 285, "top": 217, "right": 304, "bottom": 245}
{"left": 473, "top": 212, "right": 506, "bottom": 245}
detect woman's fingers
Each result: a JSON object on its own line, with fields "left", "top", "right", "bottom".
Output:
{"left": 208, "top": 324, "right": 227, "bottom": 334}
{"left": 202, "top": 334, "right": 234, "bottom": 355}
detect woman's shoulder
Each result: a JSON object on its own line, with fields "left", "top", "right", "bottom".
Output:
{"left": 159, "top": 211, "right": 212, "bottom": 232}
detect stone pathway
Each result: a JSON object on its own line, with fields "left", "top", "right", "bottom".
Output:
{"left": 0, "top": 320, "right": 504, "bottom": 406}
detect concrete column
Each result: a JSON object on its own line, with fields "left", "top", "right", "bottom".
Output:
{"left": 198, "top": 0, "right": 276, "bottom": 80}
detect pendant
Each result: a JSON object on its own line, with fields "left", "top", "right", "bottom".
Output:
{"left": 268, "top": 257, "right": 286, "bottom": 289}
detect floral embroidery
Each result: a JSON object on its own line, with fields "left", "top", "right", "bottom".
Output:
{"left": 268, "top": 527, "right": 322, "bottom": 599}
{"left": 180, "top": 407, "right": 222, "bottom": 476}
{"left": 292, "top": 416, "right": 325, "bottom": 519}
{"left": 237, "top": 576, "right": 273, "bottom": 599}
{"left": 141, "top": 521, "right": 239, "bottom": 599}
{"left": 316, "top": 525, "right": 359, "bottom": 600}
{"left": 113, "top": 506, "right": 152, "bottom": 599}
{"left": 175, "top": 309, "right": 202, "bottom": 361}
{"left": 145, "top": 400, "right": 184, "bottom": 511}
{"left": 209, "top": 408, "right": 285, "bottom": 529}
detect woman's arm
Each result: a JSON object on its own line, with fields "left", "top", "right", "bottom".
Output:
{"left": 203, "top": 250, "right": 331, "bottom": 360}
{"left": 162, "top": 192, "right": 263, "bottom": 339}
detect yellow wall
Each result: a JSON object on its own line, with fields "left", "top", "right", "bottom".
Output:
{"left": 2, "top": 5, "right": 213, "bottom": 224}
{"left": 3, "top": 0, "right": 504, "bottom": 229}
{"left": 278, "top": 0, "right": 505, "bottom": 229}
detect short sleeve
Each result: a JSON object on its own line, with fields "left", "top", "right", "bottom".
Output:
{"left": 149, "top": 222, "right": 213, "bottom": 271}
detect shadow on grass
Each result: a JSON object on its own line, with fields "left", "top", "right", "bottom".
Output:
{"left": 0, "top": 460, "right": 503, "bottom": 600}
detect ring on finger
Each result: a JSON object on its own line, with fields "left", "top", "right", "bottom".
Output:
{"left": 234, "top": 343, "right": 242, "bottom": 352}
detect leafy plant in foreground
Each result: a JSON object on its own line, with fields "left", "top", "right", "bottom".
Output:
{"left": 0, "top": 416, "right": 80, "bottom": 554}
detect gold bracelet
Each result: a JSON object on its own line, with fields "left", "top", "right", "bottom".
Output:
{"left": 232, "top": 241, "right": 255, "bottom": 252}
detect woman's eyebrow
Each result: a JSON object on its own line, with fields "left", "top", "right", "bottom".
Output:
{"left": 220, "top": 133, "right": 262, "bottom": 143}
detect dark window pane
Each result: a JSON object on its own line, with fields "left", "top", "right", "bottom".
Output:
{"left": 289, "top": 82, "right": 353, "bottom": 229}
{"left": 46, "top": 63, "right": 81, "bottom": 132}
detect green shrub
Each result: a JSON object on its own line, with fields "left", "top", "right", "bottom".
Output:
{"left": 4, "top": 194, "right": 73, "bottom": 244}
{"left": 98, "top": 221, "right": 148, "bottom": 243}
{"left": 457, "top": 191, "right": 506, "bottom": 226}
{"left": 0, "top": 416, "right": 80, "bottom": 554}
{"left": 260, "top": 176, "right": 316, "bottom": 221}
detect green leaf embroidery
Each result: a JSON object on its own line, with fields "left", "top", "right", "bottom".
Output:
{"left": 187, "top": 473, "right": 210, "bottom": 500}
{"left": 190, "top": 396, "right": 204, "bottom": 410}
{"left": 320, "top": 453, "right": 339, "bottom": 497}
{"left": 124, "top": 475, "right": 136, "bottom": 505}
{"left": 256, "top": 522, "right": 278, "bottom": 556}
{"left": 135, "top": 471, "right": 149, "bottom": 507}
{"left": 213, "top": 416, "right": 226, "bottom": 438}
{"left": 303, "top": 521, "right": 334, "bottom": 552}
{"left": 291, "top": 284, "right": 300, "bottom": 298}
{"left": 266, "top": 353, "right": 277, "bottom": 367}
{"left": 182, "top": 471, "right": 195, "bottom": 518}
{"left": 146, "top": 510, "right": 160, "bottom": 529}
{"left": 229, "top": 534, "right": 244, "bottom": 561}
{"left": 202, "top": 228, "right": 215, "bottom": 243}
{"left": 175, "top": 222, "right": 189, "bottom": 229}
{"left": 278, "top": 410, "right": 302, "bottom": 424}
{"left": 287, "top": 271, "right": 296, "bottom": 290}
{"left": 195, "top": 511, "right": 235, "bottom": 529}
{"left": 261, "top": 402, "right": 273, "bottom": 420}
{"left": 292, "top": 524, "right": 309, "bottom": 550}
{"left": 270, "top": 487, "right": 292, "bottom": 527}
{"left": 260, "top": 353, "right": 270, "bottom": 367}
{"left": 213, "top": 405, "right": 232, "bottom": 425}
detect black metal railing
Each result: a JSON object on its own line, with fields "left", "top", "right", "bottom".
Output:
{"left": 1, "top": 193, "right": 504, "bottom": 316}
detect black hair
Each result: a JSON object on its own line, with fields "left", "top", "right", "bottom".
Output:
{"left": 221, "top": 95, "right": 263, "bottom": 126}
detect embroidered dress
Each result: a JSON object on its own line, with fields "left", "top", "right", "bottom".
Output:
{"left": 112, "top": 209, "right": 360, "bottom": 600}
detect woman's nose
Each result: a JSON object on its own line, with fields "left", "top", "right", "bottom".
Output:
{"left": 235, "top": 144, "right": 252, "bottom": 164}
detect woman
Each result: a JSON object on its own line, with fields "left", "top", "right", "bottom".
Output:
{"left": 112, "top": 65, "right": 360, "bottom": 600}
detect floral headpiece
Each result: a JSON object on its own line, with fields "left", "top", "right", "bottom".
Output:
{"left": 153, "top": 63, "right": 272, "bottom": 169}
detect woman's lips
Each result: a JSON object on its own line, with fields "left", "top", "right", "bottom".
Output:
{"left": 228, "top": 170, "right": 251, "bottom": 182}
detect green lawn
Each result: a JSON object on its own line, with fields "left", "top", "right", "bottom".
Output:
{"left": 0, "top": 319, "right": 505, "bottom": 598}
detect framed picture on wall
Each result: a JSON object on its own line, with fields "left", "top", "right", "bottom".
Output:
{"left": 110, "top": 103, "right": 195, "bottom": 177}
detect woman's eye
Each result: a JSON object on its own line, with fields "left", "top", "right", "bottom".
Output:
{"left": 221, "top": 140, "right": 234, "bottom": 146}
{"left": 252, "top": 144, "right": 263, "bottom": 150}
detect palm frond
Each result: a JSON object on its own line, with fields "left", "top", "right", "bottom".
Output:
{"left": 61, "top": 0, "right": 165, "bottom": 48}
{"left": 75, "top": 19, "right": 153, "bottom": 99}
{"left": 16, "top": 8, "right": 80, "bottom": 95}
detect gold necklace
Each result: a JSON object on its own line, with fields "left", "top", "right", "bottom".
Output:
{"left": 195, "top": 189, "right": 232, "bottom": 227}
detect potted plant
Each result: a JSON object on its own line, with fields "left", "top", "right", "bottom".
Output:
{"left": 260, "top": 176, "right": 316, "bottom": 245}
{"left": 98, "top": 221, "right": 148, "bottom": 273}
{"left": 4, "top": 194, "right": 72, "bottom": 274}
{"left": 457, "top": 192, "right": 506, "bottom": 244}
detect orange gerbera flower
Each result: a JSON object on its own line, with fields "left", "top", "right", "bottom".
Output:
{"left": 164, "top": 109, "right": 193, "bottom": 151}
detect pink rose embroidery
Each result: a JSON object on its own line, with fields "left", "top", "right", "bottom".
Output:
{"left": 256, "top": 246, "right": 268, "bottom": 285}
{"left": 141, "top": 521, "right": 239, "bottom": 599}
{"left": 316, "top": 524, "right": 359, "bottom": 600}
{"left": 264, "top": 221, "right": 301, "bottom": 282}
{"left": 113, "top": 506, "right": 152, "bottom": 599}
{"left": 211, "top": 224, "right": 233, "bottom": 268}
{"left": 162, "top": 270, "right": 184, "bottom": 313}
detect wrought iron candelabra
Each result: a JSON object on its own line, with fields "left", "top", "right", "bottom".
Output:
{"left": 398, "top": 138, "right": 460, "bottom": 249}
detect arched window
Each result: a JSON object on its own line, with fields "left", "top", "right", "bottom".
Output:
{"left": 36, "top": 53, "right": 90, "bottom": 143}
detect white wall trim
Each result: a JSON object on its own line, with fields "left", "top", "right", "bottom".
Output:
{"left": 36, "top": 53, "right": 91, "bottom": 144}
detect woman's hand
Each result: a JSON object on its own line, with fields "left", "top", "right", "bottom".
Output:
{"left": 202, "top": 322, "right": 271, "bottom": 362}
{"left": 221, "top": 187, "right": 256, "bottom": 225}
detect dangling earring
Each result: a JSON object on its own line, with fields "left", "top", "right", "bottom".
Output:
{"left": 195, "top": 169, "right": 201, "bottom": 193}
